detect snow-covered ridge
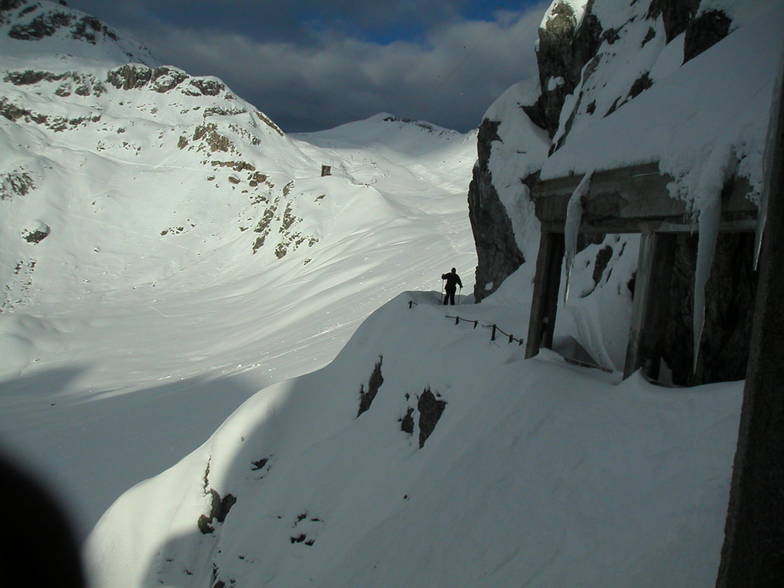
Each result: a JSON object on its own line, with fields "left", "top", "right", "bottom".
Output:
{"left": 0, "top": 0, "right": 155, "bottom": 67}
{"left": 294, "top": 112, "right": 473, "bottom": 155}
{"left": 0, "top": 0, "right": 476, "bottom": 311}
{"left": 0, "top": 41, "right": 475, "bottom": 305}
{"left": 0, "top": 51, "right": 313, "bottom": 306}
{"left": 294, "top": 112, "right": 477, "bottom": 194}
{"left": 2, "top": 0, "right": 118, "bottom": 44}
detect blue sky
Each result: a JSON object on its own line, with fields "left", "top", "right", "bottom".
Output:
{"left": 66, "top": 0, "right": 549, "bottom": 132}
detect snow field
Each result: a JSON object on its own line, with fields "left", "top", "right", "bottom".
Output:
{"left": 0, "top": 2, "right": 766, "bottom": 586}
{"left": 0, "top": 86, "right": 478, "bottom": 537}
{"left": 87, "top": 291, "right": 742, "bottom": 588}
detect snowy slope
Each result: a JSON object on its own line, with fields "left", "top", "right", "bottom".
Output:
{"left": 87, "top": 291, "right": 742, "bottom": 588}
{"left": 294, "top": 113, "right": 477, "bottom": 196}
{"left": 0, "top": 2, "right": 759, "bottom": 586}
{"left": 0, "top": 0, "right": 477, "bottom": 537}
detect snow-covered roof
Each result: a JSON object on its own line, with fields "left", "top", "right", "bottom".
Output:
{"left": 540, "top": 3, "right": 784, "bottom": 213}
{"left": 532, "top": 1, "right": 784, "bottom": 378}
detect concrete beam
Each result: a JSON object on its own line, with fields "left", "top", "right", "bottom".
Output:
{"left": 533, "top": 163, "right": 757, "bottom": 229}
{"left": 540, "top": 218, "right": 758, "bottom": 235}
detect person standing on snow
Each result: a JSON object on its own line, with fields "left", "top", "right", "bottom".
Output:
{"left": 441, "top": 267, "right": 462, "bottom": 305}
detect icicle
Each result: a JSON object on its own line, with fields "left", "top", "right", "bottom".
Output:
{"left": 755, "top": 46, "right": 784, "bottom": 269}
{"left": 563, "top": 169, "right": 593, "bottom": 302}
{"left": 755, "top": 167, "right": 769, "bottom": 270}
{"left": 691, "top": 146, "right": 737, "bottom": 374}
{"left": 692, "top": 199, "right": 720, "bottom": 374}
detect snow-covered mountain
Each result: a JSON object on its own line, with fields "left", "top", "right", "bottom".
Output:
{"left": 0, "top": 0, "right": 476, "bottom": 539}
{"left": 83, "top": 1, "right": 780, "bottom": 587}
{"left": 2, "top": 0, "right": 779, "bottom": 586}
{"left": 1, "top": 1, "right": 479, "bottom": 312}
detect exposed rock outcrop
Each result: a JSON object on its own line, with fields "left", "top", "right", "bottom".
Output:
{"left": 2, "top": 0, "right": 153, "bottom": 64}
{"left": 684, "top": 9, "right": 732, "bottom": 62}
{"left": 22, "top": 223, "right": 50, "bottom": 243}
{"left": 5, "top": 69, "right": 107, "bottom": 96}
{"left": 467, "top": 120, "right": 525, "bottom": 301}
{"left": 529, "top": 0, "right": 603, "bottom": 138}
{"left": 8, "top": 9, "right": 117, "bottom": 44}
{"left": 197, "top": 489, "right": 237, "bottom": 534}
{"left": 0, "top": 167, "right": 35, "bottom": 200}
{"left": 0, "top": 0, "right": 27, "bottom": 23}
{"left": 417, "top": 387, "right": 446, "bottom": 448}
{"left": 106, "top": 65, "right": 213, "bottom": 95}
{"left": 0, "top": 96, "right": 101, "bottom": 130}
{"left": 647, "top": 0, "right": 700, "bottom": 43}
{"left": 356, "top": 356, "right": 384, "bottom": 417}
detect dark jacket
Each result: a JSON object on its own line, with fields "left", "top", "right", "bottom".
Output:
{"left": 442, "top": 271, "right": 462, "bottom": 292}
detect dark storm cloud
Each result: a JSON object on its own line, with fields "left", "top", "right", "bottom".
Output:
{"left": 69, "top": 0, "right": 478, "bottom": 43}
{"left": 65, "top": 0, "right": 550, "bottom": 132}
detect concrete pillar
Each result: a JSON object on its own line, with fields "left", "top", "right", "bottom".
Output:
{"left": 716, "top": 58, "right": 784, "bottom": 586}
{"left": 526, "top": 231, "right": 565, "bottom": 359}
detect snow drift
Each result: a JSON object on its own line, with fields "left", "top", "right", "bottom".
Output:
{"left": 87, "top": 292, "right": 742, "bottom": 587}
